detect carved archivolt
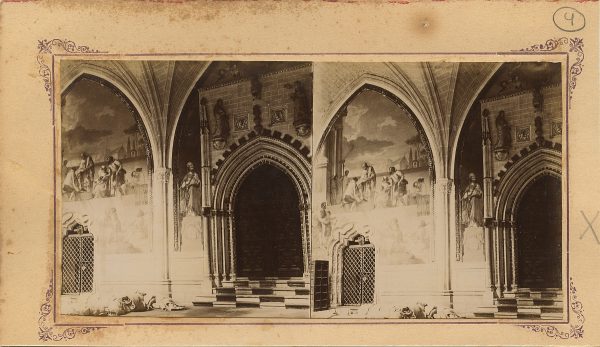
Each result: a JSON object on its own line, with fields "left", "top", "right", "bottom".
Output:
{"left": 494, "top": 142, "right": 562, "bottom": 222}
{"left": 211, "top": 133, "right": 312, "bottom": 278}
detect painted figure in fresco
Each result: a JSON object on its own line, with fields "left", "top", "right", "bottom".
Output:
{"left": 413, "top": 177, "right": 428, "bottom": 216}
{"left": 107, "top": 156, "right": 127, "bottom": 197}
{"left": 62, "top": 162, "right": 80, "bottom": 200}
{"left": 342, "top": 177, "right": 360, "bottom": 210}
{"left": 180, "top": 162, "right": 202, "bottom": 217}
{"left": 389, "top": 166, "right": 408, "bottom": 206}
{"left": 494, "top": 111, "right": 511, "bottom": 150}
{"left": 93, "top": 165, "right": 111, "bottom": 198}
{"left": 317, "top": 202, "right": 333, "bottom": 249}
{"left": 378, "top": 176, "right": 393, "bottom": 208}
{"left": 75, "top": 152, "right": 95, "bottom": 192}
{"left": 358, "top": 162, "right": 377, "bottom": 202}
{"left": 213, "top": 99, "right": 230, "bottom": 140}
{"left": 461, "top": 173, "right": 484, "bottom": 228}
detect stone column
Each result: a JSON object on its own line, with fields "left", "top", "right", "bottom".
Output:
{"left": 509, "top": 220, "right": 518, "bottom": 291}
{"left": 481, "top": 109, "right": 497, "bottom": 300}
{"left": 210, "top": 209, "right": 222, "bottom": 287}
{"left": 199, "top": 96, "right": 213, "bottom": 288}
{"left": 228, "top": 209, "right": 236, "bottom": 281}
{"left": 299, "top": 201, "right": 311, "bottom": 279}
{"left": 314, "top": 148, "right": 328, "bottom": 213}
{"left": 434, "top": 177, "right": 453, "bottom": 305}
{"left": 152, "top": 167, "right": 172, "bottom": 293}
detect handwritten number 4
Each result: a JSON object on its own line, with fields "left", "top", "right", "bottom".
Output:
{"left": 564, "top": 12, "right": 575, "bottom": 27}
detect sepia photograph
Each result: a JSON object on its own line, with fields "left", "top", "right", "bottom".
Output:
{"left": 0, "top": 1, "right": 597, "bottom": 345}
{"left": 59, "top": 60, "right": 313, "bottom": 318}
{"left": 57, "top": 59, "right": 564, "bottom": 321}
{"left": 311, "top": 62, "right": 564, "bottom": 320}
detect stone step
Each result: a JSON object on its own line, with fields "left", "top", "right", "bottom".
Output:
{"left": 192, "top": 295, "right": 217, "bottom": 307}
{"left": 517, "top": 298, "right": 563, "bottom": 307}
{"left": 236, "top": 296, "right": 261, "bottom": 304}
{"left": 260, "top": 301, "right": 286, "bottom": 308}
{"left": 473, "top": 311, "right": 495, "bottom": 318}
{"left": 221, "top": 278, "right": 307, "bottom": 289}
{"left": 215, "top": 293, "right": 236, "bottom": 302}
{"left": 284, "top": 297, "right": 310, "bottom": 308}
{"left": 220, "top": 287, "right": 309, "bottom": 296}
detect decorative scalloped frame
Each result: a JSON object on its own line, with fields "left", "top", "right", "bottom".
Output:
{"left": 37, "top": 37, "right": 585, "bottom": 341}
{"left": 517, "top": 37, "right": 584, "bottom": 108}
{"left": 38, "top": 272, "right": 105, "bottom": 341}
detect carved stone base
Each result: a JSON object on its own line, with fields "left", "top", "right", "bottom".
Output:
{"left": 462, "top": 225, "right": 485, "bottom": 262}
{"left": 180, "top": 215, "right": 203, "bottom": 253}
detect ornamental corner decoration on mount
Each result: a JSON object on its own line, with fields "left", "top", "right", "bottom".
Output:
{"left": 517, "top": 37, "right": 584, "bottom": 108}
{"left": 37, "top": 39, "right": 107, "bottom": 106}
{"left": 39, "top": 272, "right": 105, "bottom": 342}
{"left": 520, "top": 278, "right": 585, "bottom": 340}
{"left": 37, "top": 39, "right": 107, "bottom": 342}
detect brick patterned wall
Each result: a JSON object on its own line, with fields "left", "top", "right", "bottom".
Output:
{"left": 481, "top": 84, "right": 563, "bottom": 177}
{"left": 199, "top": 65, "right": 312, "bottom": 166}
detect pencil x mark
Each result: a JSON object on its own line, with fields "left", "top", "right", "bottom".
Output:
{"left": 580, "top": 211, "right": 600, "bottom": 244}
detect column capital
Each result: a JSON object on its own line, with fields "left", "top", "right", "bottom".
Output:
{"left": 154, "top": 167, "right": 172, "bottom": 183}
{"left": 435, "top": 177, "right": 454, "bottom": 196}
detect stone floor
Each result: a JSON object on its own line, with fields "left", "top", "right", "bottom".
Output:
{"left": 124, "top": 306, "right": 310, "bottom": 318}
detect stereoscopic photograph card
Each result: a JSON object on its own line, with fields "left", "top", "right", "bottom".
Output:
{"left": 0, "top": 0, "right": 598, "bottom": 345}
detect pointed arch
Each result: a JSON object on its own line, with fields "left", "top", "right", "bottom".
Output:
{"left": 448, "top": 63, "right": 503, "bottom": 178}
{"left": 61, "top": 72, "right": 155, "bottom": 172}
{"left": 211, "top": 133, "right": 312, "bottom": 279}
{"left": 495, "top": 144, "right": 562, "bottom": 222}
{"left": 316, "top": 76, "right": 441, "bottom": 179}
{"left": 61, "top": 67, "right": 158, "bottom": 170}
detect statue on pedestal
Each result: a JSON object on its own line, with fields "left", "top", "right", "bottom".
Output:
{"left": 180, "top": 162, "right": 202, "bottom": 217}
{"left": 494, "top": 111, "right": 511, "bottom": 161}
{"left": 212, "top": 99, "right": 229, "bottom": 149}
{"left": 285, "top": 80, "right": 311, "bottom": 137}
{"left": 461, "top": 173, "right": 485, "bottom": 262}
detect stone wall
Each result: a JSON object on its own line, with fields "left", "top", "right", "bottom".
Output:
{"left": 199, "top": 64, "right": 313, "bottom": 167}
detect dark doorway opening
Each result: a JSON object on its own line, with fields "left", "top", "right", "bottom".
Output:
{"left": 516, "top": 175, "right": 562, "bottom": 289}
{"left": 234, "top": 164, "right": 304, "bottom": 278}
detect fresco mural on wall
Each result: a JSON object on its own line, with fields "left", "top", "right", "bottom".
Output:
{"left": 61, "top": 77, "right": 152, "bottom": 254}
{"left": 314, "top": 89, "right": 434, "bottom": 266}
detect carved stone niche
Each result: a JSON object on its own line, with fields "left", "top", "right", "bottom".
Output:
{"left": 494, "top": 110, "right": 511, "bottom": 161}
{"left": 212, "top": 99, "right": 229, "bottom": 150}
{"left": 285, "top": 80, "right": 311, "bottom": 138}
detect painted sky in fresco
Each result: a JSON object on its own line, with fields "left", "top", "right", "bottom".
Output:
{"left": 61, "top": 79, "right": 139, "bottom": 163}
{"left": 342, "top": 90, "right": 420, "bottom": 176}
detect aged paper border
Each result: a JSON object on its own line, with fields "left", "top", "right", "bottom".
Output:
{"left": 34, "top": 37, "right": 584, "bottom": 341}
{"left": 1, "top": 2, "right": 598, "bottom": 345}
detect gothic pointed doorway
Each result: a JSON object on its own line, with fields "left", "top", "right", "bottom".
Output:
{"left": 515, "top": 175, "right": 562, "bottom": 289}
{"left": 234, "top": 164, "right": 304, "bottom": 278}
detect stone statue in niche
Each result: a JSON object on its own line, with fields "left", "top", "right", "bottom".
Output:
{"left": 212, "top": 99, "right": 229, "bottom": 150}
{"left": 285, "top": 80, "right": 311, "bottom": 137}
{"left": 180, "top": 162, "right": 202, "bottom": 217}
{"left": 532, "top": 88, "right": 543, "bottom": 113}
{"left": 494, "top": 111, "right": 511, "bottom": 161}
{"left": 461, "top": 173, "right": 483, "bottom": 228}
{"left": 252, "top": 104, "right": 263, "bottom": 133}
{"left": 461, "top": 172, "right": 485, "bottom": 262}
{"left": 179, "top": 162, "right": 203, "bottom": 252}
{"left": 250, "top": 75, "right": 262, "bottom": 100}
